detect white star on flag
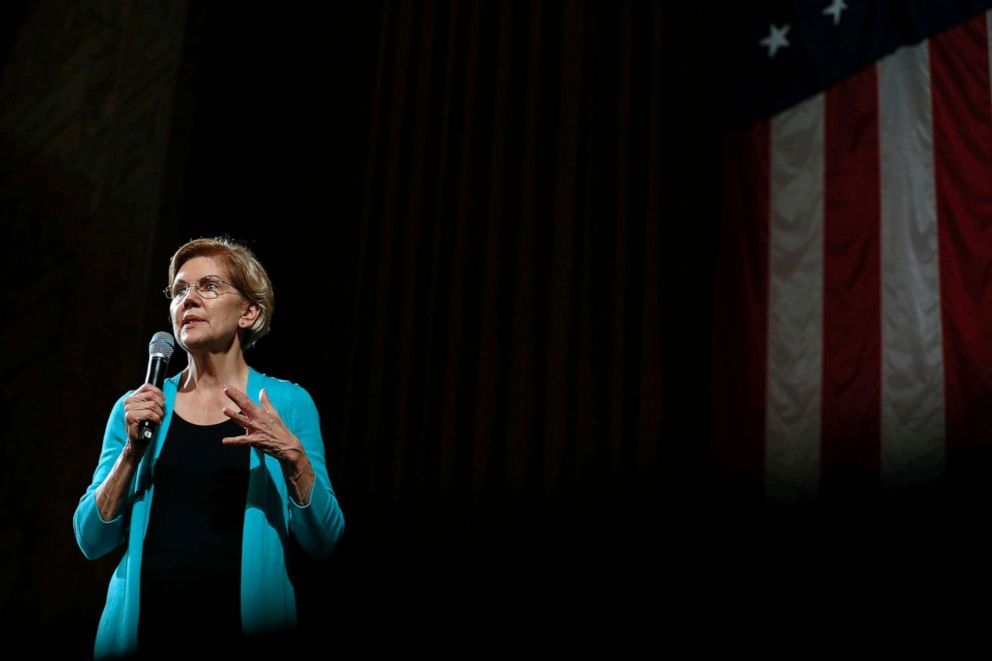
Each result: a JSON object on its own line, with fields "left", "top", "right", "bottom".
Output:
{"left": 760, "top": 23, "right": 791, "bottom": 58}
{"left": 823, "top": 0, "right": 848, "bottom": 26}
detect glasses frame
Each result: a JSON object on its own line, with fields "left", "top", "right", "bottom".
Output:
{"left": 163, "top": 275, "right": 242, "bottom": 301}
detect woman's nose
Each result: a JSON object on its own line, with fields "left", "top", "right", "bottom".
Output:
{"left": 181, "top": 287, "right": 203, "bottom": 306}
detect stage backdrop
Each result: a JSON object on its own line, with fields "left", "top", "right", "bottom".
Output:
{"left": 0, "top": 1, "right": 723, "bottom": 657}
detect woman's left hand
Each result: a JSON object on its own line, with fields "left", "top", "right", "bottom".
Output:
{"left": 221, "top": 385, "right": 308, "bottom": 467}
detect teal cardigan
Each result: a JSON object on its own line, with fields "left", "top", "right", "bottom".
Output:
{"left": 73, "top": 368, "right": 345, "bottom": 659}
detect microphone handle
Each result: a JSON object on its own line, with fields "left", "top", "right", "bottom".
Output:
{"left": 138, "top": 355, "right": 170, "bottom": 443}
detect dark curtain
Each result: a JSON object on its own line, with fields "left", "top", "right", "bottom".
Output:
{"left": 339, "top": 0, "right": 719, "bottom": 512}
{"left": 317, "top": 2, "right": 723, "bottom": 653}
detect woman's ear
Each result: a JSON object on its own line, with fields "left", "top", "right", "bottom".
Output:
{"left": 240, "top": 301, "right": 261, "bottom": 328}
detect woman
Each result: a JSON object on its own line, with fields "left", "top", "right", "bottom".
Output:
{"left": 73, "top": 236, "right": 345, "bottom": 659}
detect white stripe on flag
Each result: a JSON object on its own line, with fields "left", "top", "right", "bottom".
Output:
{"left": 766, "top": 93, "right": 825, "bottom": 501}
{"left": 878, "top": 41, "right": 946, "bottom": 486}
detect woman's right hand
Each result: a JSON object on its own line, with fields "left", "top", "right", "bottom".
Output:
{"left": 123, "top": 384, "right": 165, "bottom": 446}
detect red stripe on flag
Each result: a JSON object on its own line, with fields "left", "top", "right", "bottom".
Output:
{"left": 931, "top": 14, "right": 992, "bottom": 467}
{"left": 711, "top": 121, "right": 769, "bottom": 499}
{"left": 821, "top": 66, "right": 882, "bottom": 497}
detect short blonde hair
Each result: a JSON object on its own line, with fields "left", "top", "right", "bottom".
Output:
{"left": 167, "top": 236, "right": 275, "bottom": 350}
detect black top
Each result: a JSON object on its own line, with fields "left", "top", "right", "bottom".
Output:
{"left": 138, "top": 413, "right": 249, "bottom": 655}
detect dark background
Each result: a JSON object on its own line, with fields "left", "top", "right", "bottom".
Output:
{"left": 0, "top": 1, "right": 986, "bottom": 658}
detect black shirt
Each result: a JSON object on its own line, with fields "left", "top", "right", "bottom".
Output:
{"left": 138, "top": 413, "right": 249, "bottom": 656}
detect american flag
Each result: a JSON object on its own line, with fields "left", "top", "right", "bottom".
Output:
{"left": 712, "top": 0, "right": 992, "bottom": 500}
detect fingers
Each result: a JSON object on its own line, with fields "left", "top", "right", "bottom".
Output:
{"left": 223, "top": 384, "right": 261, "bottom": 417}
{"left": 221, "top": 406, "right": 253, "bottom": 430}
{"left": 222, "top": 383, "right": 247, "bottom": 401}
{"left": 258, "top": 388, "right": 285, "bottom": 424}
{"left": 134, "top": 382, "right": 165, "bottom": 396}
{"left": 223, "top": 385, "right": 285, "bottom": 430}
{"left": 125, "top": 386, "right": 165, "bottom": 422}
{"left": 132, "top": 400, "right": 165, "bottom": 423}
{"left": 259, "top": 388, "right": 274, "bottom": 415}
{"left": 130, "top": 384, "right": 165, "bottom": 406}
{"left": 222, "top": 386, "right": 260, "bottom": 434}
{"left": 132, "top": 383, "right": 166, "bottom": 414}
{"left": 124, "top": 385, "right": 166, "bottom": 444}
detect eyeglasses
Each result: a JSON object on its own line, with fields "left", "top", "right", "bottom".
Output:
{"left": 163, "top": 275, "right": 241, "bottom": 300}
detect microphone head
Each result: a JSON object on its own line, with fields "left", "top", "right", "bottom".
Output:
{"left": 148, "top": 331, "right": 176, "bottom": 362}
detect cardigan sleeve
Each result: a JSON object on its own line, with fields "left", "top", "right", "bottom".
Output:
{"left": 285, "top": 385, "right": 345, "bottom": 559}
{"left": 73, "top": 392, "right": 135, "bottom": 560}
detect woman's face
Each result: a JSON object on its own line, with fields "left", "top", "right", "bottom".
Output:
{"left": 169, "top": 255, "right": 258, "bottom": 354}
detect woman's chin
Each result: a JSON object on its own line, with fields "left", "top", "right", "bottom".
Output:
{"left": 178, "top": 330, "right": 208, "bottom": 351}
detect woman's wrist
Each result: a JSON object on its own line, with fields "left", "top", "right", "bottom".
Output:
{"left": 282, "top": 452, "right": 315, "bottom": 505}
{"left": 279, "top": 446, "right": 309, "bottom": 476}
{"left": 121, "top": 441, "right": 145, "bottom": 465}
{"left": 277, "top": 435, "right": 309, "bottom": 473}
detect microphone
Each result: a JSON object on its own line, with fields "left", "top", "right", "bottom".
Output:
{"left": 138, "top": 332, "right": 176, "bottom": 444}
